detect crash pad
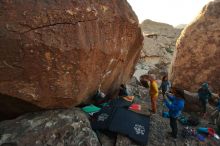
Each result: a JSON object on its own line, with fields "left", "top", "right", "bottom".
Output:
{"left": 109, "top": 108, "right": 150, "bottom": 145}
{"left": 129, "top": 104, "right": 141, "bottom": 111}
{"left": 91, "top": 97, "right": 132, "bottom": 131}
{"left": 82, "top": 104, "right": 101, "bottom": 113}
{"left": 91, "top": 106, "right": 116, "bottom": 130}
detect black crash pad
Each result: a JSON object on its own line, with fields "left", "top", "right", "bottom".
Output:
{"left": 109, "top": 108, "right": 150, "bottom": 145}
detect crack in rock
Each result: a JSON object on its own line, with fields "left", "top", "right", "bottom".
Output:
{"left": 21, "top": 18, "right": 98, "bottom": 34}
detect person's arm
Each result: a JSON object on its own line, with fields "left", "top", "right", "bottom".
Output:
{"left": 164, "top": 99, "right": 176, "bottom": 110}
{"left": 166, "top": 94, "right": 175, "bottom": 101}
{"left": 164, "top": 93, "right": 174, "bottom": 106}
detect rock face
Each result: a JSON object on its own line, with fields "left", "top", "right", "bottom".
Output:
{"left": 134, "top": 19, "right": 182, "bottom": 79}
{"left": 115, "top": 135, "right": 138, "bottom": 146}
{"left": 0, "top": 108, "right": 100, "bottom": 146}
{"left": 183, "top": 90, "right": 202, "bottom": 112}
{"left": 0, "top": 0, "right": 143, "bottom": 116}
{"left": 170, "top": 0, "right": 220, "bottom": 92}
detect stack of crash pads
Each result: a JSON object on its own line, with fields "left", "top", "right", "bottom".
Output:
{"left": 91, "top": 97, "right": 150, "bottom": 145}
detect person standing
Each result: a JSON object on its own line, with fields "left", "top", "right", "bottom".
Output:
{"left": 198, "top": 83, "right": 212, "bottom": 118}
{"left": 160, "top": 75, "right": 171, "bottom": 97}
{"left": 148, "top": 74, "right": 159, "bottom": 114}
{"left": 164, "top": 88, "right": 185, "bottom": 139}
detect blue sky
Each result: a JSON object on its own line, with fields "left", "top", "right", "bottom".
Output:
{"left": 127, "top": 0, "right": 213, "bottom": 26}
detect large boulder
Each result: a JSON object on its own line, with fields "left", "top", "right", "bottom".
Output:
{"left": 0, "top": 108, "right": 100, "bottom": 146}
{"left": 183, "top": 90, "right": 202, "bottom": 112}
{"left": 170, "top": 0, "right": 220, "bottom": 92}
{"left": 0, "top": 0, "right": 143, "bottom": 118}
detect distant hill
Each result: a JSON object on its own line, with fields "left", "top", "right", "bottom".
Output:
{"left": 141, "top": 19, "right": 175, "bottom": 35}
{"left": 175, "top": 24, "right": 187, "bottom": 29}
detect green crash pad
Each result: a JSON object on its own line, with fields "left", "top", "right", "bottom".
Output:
{"left": 82, "top": 104, "right": 101, "bottom": 113}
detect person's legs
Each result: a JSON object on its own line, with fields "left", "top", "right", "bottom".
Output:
{"left": 162, "top": 90, "right": 166, "bottom": 98}
{"left": 203, "top": 102, "right": 207, "bottom": 117}
{"left": 151, "top": 95, "right": 158, "bottom": 113}
{"left": 170, "top": 117, "right": 178, "bottom": 138}
{"left": 204, "top": 102, "right": 207, "bottom": 114}
{"left": 200, "top": 100, "right": 207, "bottom": 117}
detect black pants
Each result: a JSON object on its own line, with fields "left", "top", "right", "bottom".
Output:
{"left": 200, "top": 100, "right": 207, "bottom": 113}
{"left": 162, "top": 90, "right": 166, "bottom": 97}
{"left": 170, "top": 117, "right": 178, "bottom": 138}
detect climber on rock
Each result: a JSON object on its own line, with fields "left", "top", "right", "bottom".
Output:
{"left": 197, "top": 83, "right": 212, "bottom": 118}
{"left": 163, "top": 87, "right": 185, "bottom": 139}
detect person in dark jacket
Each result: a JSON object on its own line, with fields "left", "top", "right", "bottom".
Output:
{"left": 198, "top": 83, "right": 212, "bottom": 118}
{"left": 118, "top": 84, "right": 128, "bottom": 97}
{"left": 164, "top": 88, "right": 185, "bottom": 139}
{"left": 160, "top": 75, "right": 171, "bottom": 97}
